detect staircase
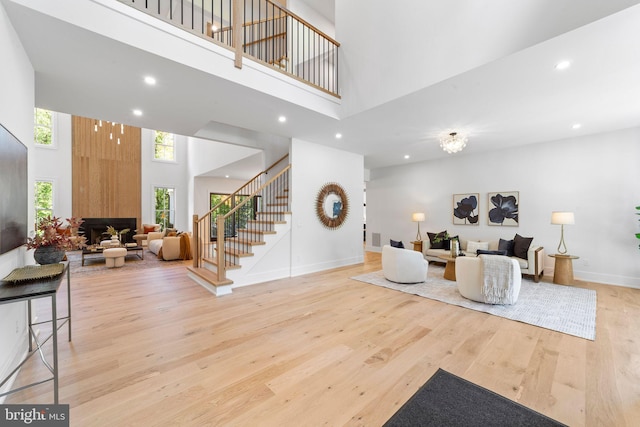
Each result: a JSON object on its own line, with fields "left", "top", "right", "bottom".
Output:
{"left": 188, "top": 155, "right": 291, "bottom": 296}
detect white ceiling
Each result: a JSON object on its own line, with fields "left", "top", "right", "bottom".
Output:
{"left": 3, "top": 0, "right": 640, "bottom": 172}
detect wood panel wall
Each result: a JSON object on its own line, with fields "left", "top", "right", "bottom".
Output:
{"left": 72, "top": 116, "right": 141, "bottom": 228}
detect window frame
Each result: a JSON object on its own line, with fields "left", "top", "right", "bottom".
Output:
{"left": 34, "top": 179, "right": 55, "bottom": 226}
{"left": 153, "top": 186, "right": 176, "bottom": 230}
{"left": 152, "top": 130, "right": 176, "bottom": 163}
{"left": 34, "top": 108, "right": 56, "bottom": 148}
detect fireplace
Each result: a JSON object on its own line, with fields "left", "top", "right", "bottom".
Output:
{"left": 81, "top": 218, "right": 137, "bottom": 245}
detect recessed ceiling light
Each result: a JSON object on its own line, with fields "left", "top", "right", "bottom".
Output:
{"left": 225, "top": 175, "right": 229, "bottom": 178}
{"left": 572, "top": 123, "right": 582, "bottom": 129}
{"left": 404, "top": 155, "right": 410, "bottom": 159}
{"left": 278, "top": 116, "right": 286, "bottom": 123}
{"left": 335, "top": 133, "right": 342, "bottom": 139}
{"left": 555, "top": 60, "right": 571, "bottom": 70}
{"left": 133, "top": 109, "right": 143, "bottom": 116}
{"left": 144, "top": 76, "right": 156, "bottom": 85}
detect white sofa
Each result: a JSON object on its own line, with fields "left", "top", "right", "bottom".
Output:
{"left": 382, "top": 245, "right": 429, "bottom": 284}
{"left": 423, "top": 237, "right": 544, "bottom": 282}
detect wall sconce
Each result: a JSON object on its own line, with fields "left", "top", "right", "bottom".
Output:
{"left": 551, "top": 211, "right": 574, "bottom": 254}
{"left": 412, "top": 212, "right": 425, "bottom": 241}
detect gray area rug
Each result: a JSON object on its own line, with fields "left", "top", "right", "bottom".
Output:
{"left": 383, "top": 368, "right": 566, "bottom": 426}
{"left": 351, "top": 266, "right": 596, "bottom": 340}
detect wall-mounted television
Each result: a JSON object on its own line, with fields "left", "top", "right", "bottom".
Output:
{"left": 0, "top": 122, "right": 28, "bottom": 255}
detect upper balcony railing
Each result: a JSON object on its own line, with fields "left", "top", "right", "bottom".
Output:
{"left": 120, "top": 0, "right": 339, "bottom": 97}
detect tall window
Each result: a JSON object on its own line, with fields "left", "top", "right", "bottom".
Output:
{"left": 154, "top": 187, "right": 175, "bottom": 230}
{"left": 35, "top": 180, "right": 54, "bottom": 224}
{"left": 34, "top": 108, "right": 54, "bottom": 146}
{"left": 154, "top": 131, "right": 175, "bottom": 161}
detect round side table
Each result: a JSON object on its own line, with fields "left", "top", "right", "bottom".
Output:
{"left": 548, "top": 254, "right": 579, "bottom": 285}
{"left": 438, "top": 255, "right": 457, "bottom": 281}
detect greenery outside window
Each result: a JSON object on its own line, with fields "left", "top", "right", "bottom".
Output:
{"left": 154, "top": 187, "right": 175, "bottom": 230}
{"left": 154, "top": 131, "right": 175, "bottom": 161}
{"left": 35, "top": 180, "right": 54, "bottom": 225}
{"left": 209, "top": 193, "right": 259, "bottom": 240}
{"left": 34, "top": 108, "right": 54, "bottom": 146}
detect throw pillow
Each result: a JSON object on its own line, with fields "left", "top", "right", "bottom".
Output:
{"left": 427, "top": 231, "right": 448, "bottom": 249}
{"left": 498, "top": 238, "right": 515, "bottom": 257}
{"left": 143, "top": 225, "right": 156, "bottom": 234}
{"left": 390, "top": 239, "right": 405, "bottom": 249}
{"left": 477, "top": 249, "right": 508, "bottom": 256}
{"left": 513, "top": 234, "right": 534, "bottom": 259}
{"left": 443, "top": 236, "right": 459, "bottom": 250}
{"left": 466, "top": 241, "right": 489, "bottom": 253}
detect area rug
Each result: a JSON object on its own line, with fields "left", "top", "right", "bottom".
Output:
{"left": 383, "top": 368, "right": 566, "bottom": 426}
{"left": 65, "top": 249, "right": 168, "bottom": 277}
{"left": 351, "top": 266, "right": 596, "bottom": 340}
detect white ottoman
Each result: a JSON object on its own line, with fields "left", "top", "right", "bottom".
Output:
{"left": 104, "top": 247, "right": 127, "bottom": 268}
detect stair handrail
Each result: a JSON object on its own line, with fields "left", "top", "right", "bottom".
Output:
{"left": 202, "top": 153, "right": 288, "bottom": 219}
{"left": 193, "top": 153, "right": 289, "bottom": 272}
{"left": 214, "top": 163, "right": 290, "bottom": 279}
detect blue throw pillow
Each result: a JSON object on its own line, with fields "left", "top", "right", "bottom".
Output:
{"left": 498, "top": 238, "right": 515, "bottom": 257}
{"left": 477, "top": 249, "right": 508, "bottom": 256}
{"left": 390, "top": 239, "right": 405, "bottom": 249}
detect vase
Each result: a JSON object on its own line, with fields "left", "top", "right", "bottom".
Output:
{"left": 34, "top": 246, "right": 65, "bottom": 265}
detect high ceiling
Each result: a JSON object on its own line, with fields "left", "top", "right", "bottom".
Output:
{"left": 3, "top": 0, "right": 640, "bottom": 172}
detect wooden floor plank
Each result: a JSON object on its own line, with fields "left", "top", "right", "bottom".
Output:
{"left": 5, "top": 251, "right": 640, "bottom": 427}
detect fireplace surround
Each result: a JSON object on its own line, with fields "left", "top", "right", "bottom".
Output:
{"left": 81, "top": 218, "right": 137, "bottom": 245}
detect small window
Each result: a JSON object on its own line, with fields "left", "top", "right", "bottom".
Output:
{"left": 34, "top": 108, "right": 54, "bottom": 146}
{"left": 154, "top": 187, "right": 175, "bottom": 230}
{"left": 154, "top": 131, "right": 175, "bottom": 161}
{"left": 35, "top": 180, "right": 54, "bottom": 225}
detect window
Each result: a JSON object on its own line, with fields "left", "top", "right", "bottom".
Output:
{"left": 34, "top": 108, "right": 54, "bottom": 146}
{"left": 209, "top": 193, "right": 259, "bottom": 239}
{"left": 35, "top": 180, "right": 54, "bottom": 225}
{"left": 154, "top": 187, "right": 175, "bottom": 230}
{"left": 154, "top": 131, "right": 175, "bottom": 161}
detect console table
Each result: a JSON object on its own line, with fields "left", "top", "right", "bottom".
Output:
{"left": 0, "top": 262, "right": 71, "bottom": 403}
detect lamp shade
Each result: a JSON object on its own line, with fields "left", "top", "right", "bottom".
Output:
{"left": 412, "top": 212, "right": 425, "bottom": 222}
{"left": 551, "top": 211, "right": 575, "bottom": 225}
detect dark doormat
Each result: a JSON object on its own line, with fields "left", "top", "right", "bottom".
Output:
{"left": 383, "top": 369, "right": 567, "bottom": 427}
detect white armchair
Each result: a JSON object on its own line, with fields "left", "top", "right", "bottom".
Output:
{"left": 456, "top": 255, "right": 521, "bottom": 304}
{"left": 382, "top": 245, "right": 428, "bottom": 284}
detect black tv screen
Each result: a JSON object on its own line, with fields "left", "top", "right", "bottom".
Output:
{"left": 0, "top": 122, "right": 28, "bottom": 255}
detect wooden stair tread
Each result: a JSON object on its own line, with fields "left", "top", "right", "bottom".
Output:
{"left": 237, "top": 228, "right": 276, "bottom": 235}
{"left": 187, "top": 267, "right": 233, "bottom": 286}
{"left": 248, "top": 220, "right": 287, "bottom": 225}
{"left": 226, "top": 238, "right": 266, "bottom": 246}
{"left": 219, "top": 248, "right": 254, "bottom": 257}
{"left": 202, "top": 258, "right": 242, "bottom": 270}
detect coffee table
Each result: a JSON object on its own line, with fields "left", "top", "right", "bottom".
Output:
{"left": 81, "top": 245, "right": 144, "bottom": 266}
{"left": 438, "top": 255, "right": 457, "bottom": 281}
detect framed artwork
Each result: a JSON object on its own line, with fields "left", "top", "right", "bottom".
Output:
{"left": 488, "top": 191, "right": 519, "bottom": 226}
{"left": 452, "top": 193, "right": 479, "bottom": 225}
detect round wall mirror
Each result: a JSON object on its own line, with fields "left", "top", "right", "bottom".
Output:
{"left": 316, "top": 183, "right": 349, "bottom": 229}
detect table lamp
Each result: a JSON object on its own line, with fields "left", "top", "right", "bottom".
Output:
{"left": 551, "top": 211, "right": 574, "bottom": 254}
{"left": 412, "top": 212, "right": 425, "bottom": 241}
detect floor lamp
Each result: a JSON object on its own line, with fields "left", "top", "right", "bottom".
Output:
{"left": 412, "top": 212, "right": 425, "bottom": 241}
{"left": 551, "top": 211, "right": 574, "bottom": 254}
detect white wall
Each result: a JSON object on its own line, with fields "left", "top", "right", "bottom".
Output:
{"left": 290, "top": 139, "right": 364, "bottom": 275}
{"left": 141, "top": 129, "right": 190, "bottom": 231}
{"left": 366, "top": 127, "right": 640, "bottom": 288}
{"left": 0, "top": 1, "right": 34, "bottom": 400}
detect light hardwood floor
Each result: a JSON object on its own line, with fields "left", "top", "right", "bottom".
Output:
{"left": 5, "top": 251, "right": 640, "bottom": 426}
